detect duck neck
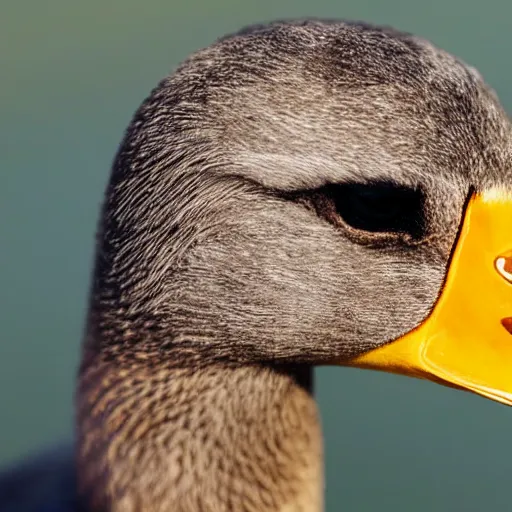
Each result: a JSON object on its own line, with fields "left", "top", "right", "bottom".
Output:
{"left": 76, "top": 351, "right": 323, "bottom": 512}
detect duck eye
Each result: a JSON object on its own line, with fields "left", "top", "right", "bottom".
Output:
{"left": 291, "top": 181, "right": 426, "bottom": 241}
{"left": 329, "top": 182, "right": 425, "bottom": 237}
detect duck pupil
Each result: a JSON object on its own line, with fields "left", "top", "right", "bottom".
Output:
{"left": 329, "top": 182, "right": 425, "bottom": 237}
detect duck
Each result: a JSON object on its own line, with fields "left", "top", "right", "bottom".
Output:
{"left": 1, "top": 18, "right": 512, "bottom": 512}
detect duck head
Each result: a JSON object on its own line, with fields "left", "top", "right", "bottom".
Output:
{"left": 77, "top": 20, "right": 512, "bottom": 511}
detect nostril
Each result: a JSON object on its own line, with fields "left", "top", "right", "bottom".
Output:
{"left": 495, "top": 256, "right": 512, "bottom": 283}
{"left": 501, "top": 318, "right": 512, "bottom": 334}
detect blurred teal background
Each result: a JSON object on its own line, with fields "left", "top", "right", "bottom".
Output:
{"left": 1, "top": 1, "right": 511, "bottom": 510}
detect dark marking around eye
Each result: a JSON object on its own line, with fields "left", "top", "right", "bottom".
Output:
{"left": 286, "top": 181, "right": 426, "bottom": 242}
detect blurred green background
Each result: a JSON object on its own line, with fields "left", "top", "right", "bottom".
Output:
{"left": 1, "top": 0, "right": 511, "bottom": 510}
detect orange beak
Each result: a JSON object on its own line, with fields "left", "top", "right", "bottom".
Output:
{"left": 348, "top": 189, "right": 512, "bottom": 406}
